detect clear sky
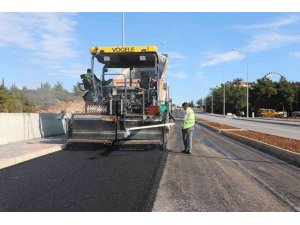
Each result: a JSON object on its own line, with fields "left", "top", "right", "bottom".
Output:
{"left": 1, "top": 12, "right": 300, "bottom": 105}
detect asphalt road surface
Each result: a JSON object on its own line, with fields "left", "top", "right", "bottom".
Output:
{"left": 197, "top": 113, "right": 300, "bottom": 140}
{"left": 0, "top": 145, "right": 167, "bottom": 212}
{"left": 153, "top": 112, "right": 300, "bottom": 211}
{"left": 0, "top": 110, "right": 299, "bottom": 212}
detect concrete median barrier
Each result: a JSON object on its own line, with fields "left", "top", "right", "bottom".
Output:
{"left": 0, "top": 113, "right": 66, "bottom": 145}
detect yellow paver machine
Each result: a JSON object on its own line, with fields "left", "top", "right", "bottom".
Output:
{"left": 67, "top": 46, "right": 174, "bottom": 150}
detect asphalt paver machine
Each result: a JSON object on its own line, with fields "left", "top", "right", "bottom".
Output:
{"left": 67, "top": 46, "right": 174, "bottom": 150}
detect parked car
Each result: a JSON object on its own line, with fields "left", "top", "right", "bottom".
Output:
{"left": 292, "top": 111, "right": 300, "bottom": 118}
{"left": 258, "top": 108, "right": 281, "bottom": 118}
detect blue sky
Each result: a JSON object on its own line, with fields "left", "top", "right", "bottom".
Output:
{"left": 1, "top": 12, "right": 300, "bottom": 105}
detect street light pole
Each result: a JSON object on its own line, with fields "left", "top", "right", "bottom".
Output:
{"left": 211, "top": 88, "right": 214, "bottom": 114}
{"left": 296, "top": 85, "right": 299, "bottom": 111}
{"left": 223, "top": 71, "right": 226, "bottom": 116}
{"left": 246, "top": 52, "right": 249, "bottom": 118}
{"left": 122, "top": 12, "right": 125, "bottom": 46}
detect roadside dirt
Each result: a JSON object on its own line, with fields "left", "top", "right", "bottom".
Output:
{"left": 35, "top": 99, "right": 85, "bottom": 113}
{"left": 229, "top": 130, "right": 300, "bottom": 153}
{"left": 196, "top": 119, "right": 238, "bottom": 129}
{"left": 196, "top": 118, "right": 300, "bottom": 154}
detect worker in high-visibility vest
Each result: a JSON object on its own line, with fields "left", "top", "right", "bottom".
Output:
{"left": 84, "top": 68, "right": 100, "bottom": 87}
{"left": 181, "top": 102, "right": 195, "bottom": 154}
{"left": 85, "top": 69, "right": 100, "bottom": 82}
{"left": 85, "top": 69, "right": 93, "bottom": 80}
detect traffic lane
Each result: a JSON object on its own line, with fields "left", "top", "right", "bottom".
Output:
{"left": 236, "top": 117, "right": 300, "bottom": 126}
{"left": 153, "top": 123, "right": 300, "bottom": 211}
{"left": 197, "top": 114, "right": 300, "bottom": 140}
{"left": 196, "top": 126, "right": 300, "bottom": 211}
{"left": 0, "top": 146, "right": 167, "bottom": 212}
{"left": 174, "top": 109, "right": 184, "bottom": 118}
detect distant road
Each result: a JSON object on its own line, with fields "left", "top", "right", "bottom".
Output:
{"left": 196, "top": 113, "right": 300, "bottom": 140}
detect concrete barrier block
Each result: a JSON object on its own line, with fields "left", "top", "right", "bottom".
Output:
{"left": 39, "top": 113, "right": 66, "bottom": 137}
{"left": 0, "top": 113, "right": 66, "bottom": 145}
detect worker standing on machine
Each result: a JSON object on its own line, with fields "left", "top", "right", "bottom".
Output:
{"left": 85, "top": 69, "right": 100, "bottom": 82}
{"left": 85, "top": 69, "right": 93, "bottom": 81}
{"left": 181, "top": 102, "right": 195, "bottom": 154}
{"left": 84, "top": 68, "right": 101, "bottom": 87}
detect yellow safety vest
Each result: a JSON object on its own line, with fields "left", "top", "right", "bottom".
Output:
{"left": 183, "top": 107, "right": 195, "bottom": 129}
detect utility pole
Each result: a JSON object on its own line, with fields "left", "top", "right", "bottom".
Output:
{"left": 122, "top": 12, "right": 125, "bottom": 46}
{"left": 211, "top": 88, "right": 214, "bottom": 114}
{"left": 223, "top": 71, "right": 226, "bottom": 116}
{"left": 297, "top": 85, "right": 299, "bottom": 111}
{"left": 246, "top": 52, "right": 249, "bottom": 118}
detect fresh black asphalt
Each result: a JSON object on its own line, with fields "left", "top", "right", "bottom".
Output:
{"left": 0, "top": 146, "right": 167, "bottom": 211}
{"left": 3, "top": 110, "right": 299, "bottom": 212}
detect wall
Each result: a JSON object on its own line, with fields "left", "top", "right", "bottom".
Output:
{"left": 0, "top": 113, "right": 66, "bottom": 145}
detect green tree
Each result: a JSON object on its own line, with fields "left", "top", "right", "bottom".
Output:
{"left": 205, "top": 81, "right": 247, "bottom": 115}
{"left": 276, "top": 76, "right": 294, "bottom": 112}
{"left": 292, "top": 82, "right": 300, "bottom": 111}
{"left": 250, "top": 77, "right": 277, "bottom": 114}
{"left": 53, "top": 81, "right": 64, "bottom": 92}
{"left": 0, "top": 85, "right": 34, "bottom": 112}
{"left": 205, "top": 76, "right": 299, "bottom": 116}
{"left": 190, "top": 100, "right": 194, "bottom": 107}
{"left": 0, "top": 78, "right": 5, "bottom": 90}
{"left": 40, "top": 82, "right": 52, "bottom": 91}
{"left": 196, "top": 98, "right": 204, "bottom": 110}
{"left": 0, "top": 88, "right": 15, "bottom": 112}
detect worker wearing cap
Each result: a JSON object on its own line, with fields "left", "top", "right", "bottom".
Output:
{"left": 181, "top": 102, "right": 195, "bottom": 154}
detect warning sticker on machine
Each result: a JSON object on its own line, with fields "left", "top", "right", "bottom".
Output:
{"left": 87, "top": 105, "right": 107, "bottom": 114}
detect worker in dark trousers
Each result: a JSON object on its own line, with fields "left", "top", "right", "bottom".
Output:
{"left": 181, "top": 102, "right": 195, "bottom": 154}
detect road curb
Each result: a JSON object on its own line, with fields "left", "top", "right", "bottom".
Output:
{"left": 196, "top": 122, "right": 300, "bottom": 167}
{"left": 196, "top": 121, "right": 220, "bottom": 132}
{"left": 0, "top": 144, "right": 67, "bottom": 170}
{"left": 196, "top": 121, "right": 244, "bottom": 133}
{"left": 233, "top": 117, "right": 300, "bottom": 127}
